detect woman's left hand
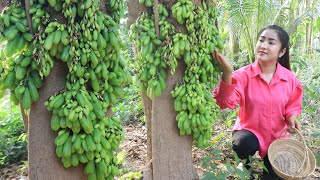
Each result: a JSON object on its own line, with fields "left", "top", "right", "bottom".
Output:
{"left": 287, "top": 115, "right": 301, "bottom": 133}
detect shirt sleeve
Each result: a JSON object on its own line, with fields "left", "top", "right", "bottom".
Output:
{"left": 285, "top": 80, "right": 303, "bottom": 120}
{"left": 212, "top": 77, "right": 241, "bottom": 110}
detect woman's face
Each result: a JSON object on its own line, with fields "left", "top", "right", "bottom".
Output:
{"left": 255, "top": 29, "right": 286, "bottom": 63}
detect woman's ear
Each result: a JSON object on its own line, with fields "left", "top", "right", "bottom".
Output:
{"left": 279, "top": 48, "right": 286, "bottom": 58}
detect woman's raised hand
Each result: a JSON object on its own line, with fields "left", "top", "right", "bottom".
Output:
{"left": 211, "top": 49, "right": 233, "bottom": 84}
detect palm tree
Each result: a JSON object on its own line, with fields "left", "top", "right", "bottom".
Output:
{"left": 218, "top": 0, "right": 314, "bottom": 64}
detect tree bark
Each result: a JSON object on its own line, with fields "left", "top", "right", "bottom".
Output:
{"left": 140, "top": 90, "right": 152, "bottom": 163}
{"left": 126, "top": 0, "right": 148, "bottom": 27}
{"left": 28, "top": 60, "right": 86, "bottom": 180}
{"left": 20, "top": 104, "right": 28, "bottom": 132}
{"left": 140, "top": 89, "right": 153, "bottom": 178}
{"left": 0, "top": 1, "right": 7, "bottom": 12}
{"left": 230, "top": 20, "right": 240, "bottom": 62}
{"left": 305, "top": 0, "right": 311, "bottom": 53}
{"left": 151, "top": 59, "right": 198, "bottom": 180}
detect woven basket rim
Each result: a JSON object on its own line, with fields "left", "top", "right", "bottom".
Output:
{"left": 268, "top": 129, "right": 316, "bottom": 179}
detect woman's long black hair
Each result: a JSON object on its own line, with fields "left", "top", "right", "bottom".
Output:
{"left": 257, "top": 25, "right": 291, "bottom": 71}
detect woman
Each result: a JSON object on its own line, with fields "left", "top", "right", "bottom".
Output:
{"left": 212, "top": 25, "right": 303, "bottom": 179}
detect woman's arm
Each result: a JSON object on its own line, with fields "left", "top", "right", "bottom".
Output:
{"left": 211, "top": 50, "right": 241, "bottom": 109}
{"left": 285, "top": 80, "right": 303, "bottom": 132}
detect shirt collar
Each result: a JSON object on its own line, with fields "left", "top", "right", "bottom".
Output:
{"left": 249, "top": 60, "right": 288, "bottom": 81}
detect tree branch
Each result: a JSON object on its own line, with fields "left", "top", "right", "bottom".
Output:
{"left": 25, "top": 0, "right": 33, "bottom": 34}
{"left": 153, "top": 0, "right": 160, "bottom": 39}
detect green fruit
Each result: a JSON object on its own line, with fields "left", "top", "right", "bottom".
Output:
{"left": 55, "top": 130, "right": 70, "bottom": 146}
{"left": 16, "top": 36, "right": 27, "bottom": 52}
{"left": 15, "top": 21, "right": 28, "bottom": 32}
{"left": 5, "top": 37, "right": 20, "bottom": 57}
{"left": 22, "top": 87, "right": 31, "bottom": 109}
{"left": 4, "top": 71, "right": 16, "bottom": 88}
{"left": 53, "top": 30, "right": 62, "bottom": 44}
{"left": 4, "top": 26, "right": 19, "bottom": 40}
{"left": 60, "top": 30, "right": 69, "bottom": 45}
{"left": 3, "top": 14, "right": 10, "bottom": 27}
{"left": 149, "top": 65, "right": 156, "bottom": 76}
{"left": 28, "top": 77, "right": 39, "bottom": 101}
{"left": 51, "top": 113, "right": 60, "bottom": 131}
{"left": 62, "top": 137, "right": 72, "bottom": 158}
{"left": 44, "top": 33, "right": 54, "bottom": 50}
{"left": 48, "top": 0, "right": 56, "bottom": 6}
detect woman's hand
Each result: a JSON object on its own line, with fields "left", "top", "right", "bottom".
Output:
{"left": 211, "top": 49, "right": 233, "bottom": 84}
{"left": 287, "top": 115, "right": 301, "bottom": 133}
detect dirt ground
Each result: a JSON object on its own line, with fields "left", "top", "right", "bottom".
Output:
{"left": 0, "top": 123, "right": 319, "bottom": 180}
{"left": 119, "top": 123, "right": 320, "bottom": 180}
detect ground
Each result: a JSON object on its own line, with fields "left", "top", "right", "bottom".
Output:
{"left": 119, "top": 123, "right": 320, "bottom": 180}
{"left": 0, "top": 123, "right": 319, "bottom": 180}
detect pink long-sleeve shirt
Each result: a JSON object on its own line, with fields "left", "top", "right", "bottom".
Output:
{"left": 213, "top": 61, "right": 303, "bottom": 158}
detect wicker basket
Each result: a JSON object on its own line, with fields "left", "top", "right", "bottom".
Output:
{"left": 268, "top": 128, "right": 316, "bottom": 180}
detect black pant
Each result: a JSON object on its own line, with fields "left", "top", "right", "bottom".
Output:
{"left": 232, "top": 130, "right": 283, "bottom": 180}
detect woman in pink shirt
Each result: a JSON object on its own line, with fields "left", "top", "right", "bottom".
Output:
{"left": 212, "top": 25, "right": 303, "bottom": 180}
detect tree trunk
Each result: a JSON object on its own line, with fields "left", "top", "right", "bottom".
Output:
{"left": 150, "top": 59, "right": 198, "bottom": 180}
{"left": 28, "top": 60, "right": 86, "bottom": 180}
{"left": 142, "top": 91, "right": 152, "bottom": 163}
{"left": 140, "top": 88, "right": 153, "bottom": 178}
{"left": 127, "top": 1, "right": 198, "bottom": 179}
{"left": 308, "top": 0, "right": 317, "bottom": 54}
{"left": 230, "top": 21, "right": 240, "bottom": 62}
{"left": 305, "top": 0, "right": 311, "bottom": 53}
{"left": 0, "top": 1, "right": 7, "bottom": 12}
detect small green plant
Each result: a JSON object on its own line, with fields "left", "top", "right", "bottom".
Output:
{"left": 113, "top": 76, "right": 144, "bottom": 124}
{"left": 116, "top": 151, "right": 142, "bottom": 180}
{"left": 0, "top": 94, "right": 27, "bottom": 167}
{"left": 118, "top": 171, "right": 142, "bottom": 180}
{"left": 201, "top": 149, "right": 250, "bottom": 180}
{"left": 201, "top": 148, "right": 268, "bottom": 180}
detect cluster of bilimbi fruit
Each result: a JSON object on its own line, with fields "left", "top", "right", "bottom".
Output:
{"left": 0, "top": 0, "right": 130, "bottom": 179}
{"left": 130, "top": 0, "right": 224, "bottom": 148}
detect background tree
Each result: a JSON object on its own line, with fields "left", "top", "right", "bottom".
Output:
{"left": 127, "top": 0, "right": 223, "bottom": 179}
{"left": 0, "top": 0, "right": 131, "bottom": 179}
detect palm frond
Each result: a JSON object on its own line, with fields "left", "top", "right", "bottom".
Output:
{"left": 287, "top": 12, "right": 312, "bottom": 34}
{"left": 272, "top": 0, "right": 293, "bottom": 25}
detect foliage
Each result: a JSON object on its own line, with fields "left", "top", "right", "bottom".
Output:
{"left": 113, "top": 17, "right": 144, "bottom": 124}
{"left": 113, "top": 77, "right": 144, "bottom": 124}
{"left": 118, "top": 171, "right": 142, "bottom": 180}
{"left": 315, "top": 153, "right": 320, "bottom": 167}
{"left": 218, "top": 0, "right": 313, "bottom": 64}
{"left": 116, "top": 151, "right": 142, "bottom": 180}
{"left": 200, "top": 148, "right": 267, "bottom": 180}
{"left": 0, "top": 94, "right": 27, "bottom": 168}
{"left": 289, "top": 19, "right": 320, "bottom": 142}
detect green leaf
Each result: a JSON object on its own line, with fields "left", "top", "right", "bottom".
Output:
{"left": 226, "top": 158, "right": 231, "bottom": 170}
{"left": 233, "top": 151, "right": 240, "bottom": 164}
{"left": 201, "top": 156, "right": 212, "bottom": 169}
{"left": 116, "top": 151, "right": 126, "bottom": 165}
{"left": 315, "top": 152, "right": 320, "bottom": 167}
{"left": 211, "top": 133, "right": 225, "bottom": 144}
{"left": 213, "top": 156, "right": 224, "bottom": 161}
{"left": 209, "top": 148, "right": 223, "bottom": 155}
{"left": 226, "top": 120, "right": 233, "bottom": 127}
{"left": 317, "top": 17, "right": 320, "bottom": 31}
{"left": 217, "top": 173, "right": 227, "bottom": 180}
{"left": 256, "top": 161, "right": 269, "bottom": 173}
{"left": 202, "top": 172, "right": 217, "bottom": 180}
